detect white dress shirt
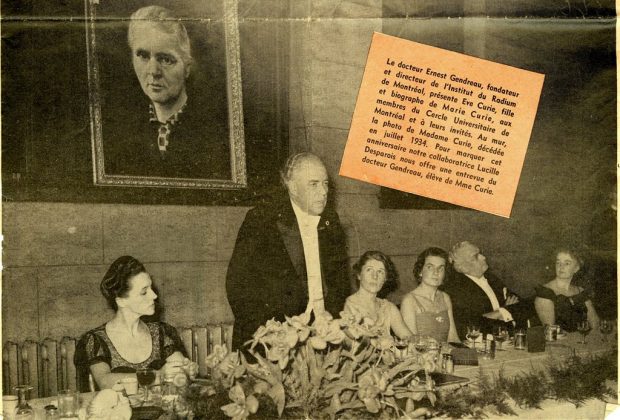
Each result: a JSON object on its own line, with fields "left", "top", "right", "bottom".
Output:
{"left": 291, "top": 200, "right": 325, "bottom": 315}
{"left": 465, "top": 274, "right": 513, "bottom": 322}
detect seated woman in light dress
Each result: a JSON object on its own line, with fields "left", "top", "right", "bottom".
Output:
{"left": 534, "top": 248, "right": 600, "bottom": 332}
{"left": 400, "top": 247, "right": 460, "bottom": 343}
{"left": 75, "top": 256, "right": 189, "bottom": 390}
{"left": 344, "top": 251, "right": 412, "bottom": 339}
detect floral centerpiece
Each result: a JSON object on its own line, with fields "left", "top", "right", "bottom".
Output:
{"left": 185, "top": 310, "right": 438, "bottom": 419}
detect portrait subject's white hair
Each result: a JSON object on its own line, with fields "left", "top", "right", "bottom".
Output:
{"left": 127, "top": 5, "right": 194, "bottom": 67}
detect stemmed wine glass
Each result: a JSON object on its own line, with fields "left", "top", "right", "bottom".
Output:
{"left": 577, "top": 320, "right": 592, "bottom": 344}
{"left": 493, "top": 326, "right": 509, "bottom": 351}
{"left": 14, "top": 385, "right": 34, "bottom": 420}
{"left": 412, "top": 335, "right": 429, "bottom": 365}
{"left": 414, "top": 335, "right": 429, "bottom": 353}
{"left": 599, "top": 320, "right": 613, "bottom": 342}
{"left": 136, "top": 368, "right": 156, "bottom": 405}
{"left": 394, "top": 337, "right": 410, "bottom": 360}
{"left": 466, "top": 325, "right": 481, "bottom": 351}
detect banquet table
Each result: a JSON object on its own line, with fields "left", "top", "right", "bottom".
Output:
{"left": 448, "top": 331, "right": 618, "bottom": 419}
{"left": 24, "top": 332, "right": 618, "bottom": 419}
{"left": 27, "top": 392, "right": 94, "bottom": 420}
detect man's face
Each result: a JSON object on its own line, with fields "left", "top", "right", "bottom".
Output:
{"left": 131, "top": 24, "right": 189, "bottom": 106}
{"left": 455, "top": 242, "right": 488, "bottom": 277}
{"left": 287, "top": 159, "right": 329, "bottom": 216}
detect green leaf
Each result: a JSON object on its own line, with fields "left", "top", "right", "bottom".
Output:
{"left": 267, "top": 383, "right": 286, "bottom": 417}
{"left": 325, "top": 372, "right": 341, "bottom": 381}
{"left": 386, "top": 358, "right": 418, "bottom": 380}
{"left": 322, "top": 382, "right": 358, "bottom": 397}
{"left": 338, "top": 400, "right": 366, "bottom": 410}
{"left": 363, "top": 397, "right": 380, "bottom": 413}
{"left": 323, "top": 348, "right": 342, "bottom": 369}
{"left": 426, "top": 391, "right": 437, "bottom": 406}
{"left": 394, "top": 391, "right": 427, "bottom": 401}
{"left": 252, "top": 352, "right": 283, "bottom": 382}
{"left": 405, "top": 398, "right": 415, "bottom": 413}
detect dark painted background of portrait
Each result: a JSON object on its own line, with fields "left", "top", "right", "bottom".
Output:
{"left": 2, "top": 0, "right": 289, "bottom": 205}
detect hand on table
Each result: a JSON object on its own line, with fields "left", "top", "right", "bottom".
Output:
{"left": 505, "top": 295, "right": 519, "bottom": 306}
{"left": 161, "top": 356, "right": 198, "bottom": 380}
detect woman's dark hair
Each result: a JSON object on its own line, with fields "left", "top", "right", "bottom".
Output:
{"left": 100, "top": 255, "right": 146, "bottom": 310}
{"left": 352, "top": 250, "right": 399, "bottom": 298}
{"left": 413, "top": 247, "right": 449, "bottom": 281}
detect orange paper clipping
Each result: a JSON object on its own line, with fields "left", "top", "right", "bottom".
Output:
{"left": 340, "top": 33, "right": 545, "bottom": 217}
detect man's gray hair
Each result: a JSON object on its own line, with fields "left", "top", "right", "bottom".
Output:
{"left": 448, "top": 241, "right": 471, "bottom": 273}
{"left": 280, "top": 152, "right": 324, "bottom": 185}
{"left": 128, "top": 5, "right": 193, "bottom": 67}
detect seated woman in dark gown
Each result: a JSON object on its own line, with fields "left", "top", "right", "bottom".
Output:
{"left": 534, "top": 248, "right": 600, "bottom": 332}
{"left": 75, "top": 256, "right": 188, "bottom": 390}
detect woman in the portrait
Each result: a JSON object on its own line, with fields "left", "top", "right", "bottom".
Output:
{"left": 400, "top": 247, "right": 460, "bottom": 343}
{"left": 103, "top": 5, "right": 231, "bottom": 180}
{"left": 344, "top": 250, "right": 412, "bottom": 339}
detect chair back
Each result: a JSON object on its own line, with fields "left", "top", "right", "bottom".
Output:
{"left": 2, "top": 323, "right": 233, "bottom": 397}
{"left": 178, "top": 324, "right": 234, "bottom": 377}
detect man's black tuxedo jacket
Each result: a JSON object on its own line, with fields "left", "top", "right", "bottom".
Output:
{"left": 226, "top": 197, "right": 350, "bottom": 350}
{"left": 442, "top": 271, "right": 532, "bottom": 339}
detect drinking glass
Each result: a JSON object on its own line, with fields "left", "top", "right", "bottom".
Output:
{"left": 413, "top": 335, "right": 428, "bottom": 365}
{"left": 136, "top": 368, "right": 156, "bottom": 404}
{"left": 413, "top": 335, "right": 428, "bottom": 354}
{"left": 493, "top": 326, "right": 509, "bottom": 351}
{"left": 3, "top": 395, "right": 18, "bottom": 420}
{"left": 466, "top": 325, "right": 481, "bottom": 351}
{"left": 599, "top": 320, "right": 613, "bottom": 342}
{"left": 57, "top": 389, "right": 79, "bottom": 418}
{"left": 13, "top": 385, "right": 34, "bottom": 420}
{"left": 577, "top": 320, "right": 592, "bottom": 344}
{"left": 394, "top": 337, "right": 410, "bottom": 360}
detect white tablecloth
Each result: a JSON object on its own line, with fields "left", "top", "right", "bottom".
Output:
{"left": 449, "top": 332, "right": 618, "bottom": 419}
{"left": 26, "top": 333, "right": 617, "bottom": 419}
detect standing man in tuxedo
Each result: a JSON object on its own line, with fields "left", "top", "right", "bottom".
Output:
{"left": 226, "top": 153, "right": 350, "bottom": 350}
{"left": 443, "top": 241, "right": 536, "bottom": 338}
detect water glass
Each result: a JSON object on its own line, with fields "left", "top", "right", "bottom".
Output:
{"left": 577, "top": 320, "right": 592, "bottom": 344}
{"left": 120, "top": 377, "right": 138, "bottom": 395}
{"left": 394, "top": 337, "right": 410, "bottom": 360}
{"left": 493, "top": 326, "right": 509, "bottom": 350}
{"left": 514, "top": 329, "right": 526, "bottom": 350}
{"left": 3, "top": 395, "right": 19, "bottom": 420}
{"left": 599, "top": 320, "right": 613, "bottom": 342}
{"left": 136, "top": 368, "right": 156, "bottom": 404}
{"left": 57, "top": 390, "right": 79, "bottom": 418}
{"left": 466, "top": 325, "right": 481, "bottom": 350}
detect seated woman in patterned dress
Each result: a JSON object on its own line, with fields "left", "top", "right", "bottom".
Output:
{"left": 401, "top": 247, "right": 460, "bottom": 343}
{"left": 534, "top": 248, "right": 600, "bottom": 332}
{"left": 343, "top": 250, "right": 412, "bottom": 339}
{"left": 75, "top": 256, "right": 189, "bottom": 390}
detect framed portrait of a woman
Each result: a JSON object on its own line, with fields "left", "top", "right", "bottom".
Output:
{"left": 86, "top": 0, "right": 246, "bottom": 189}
